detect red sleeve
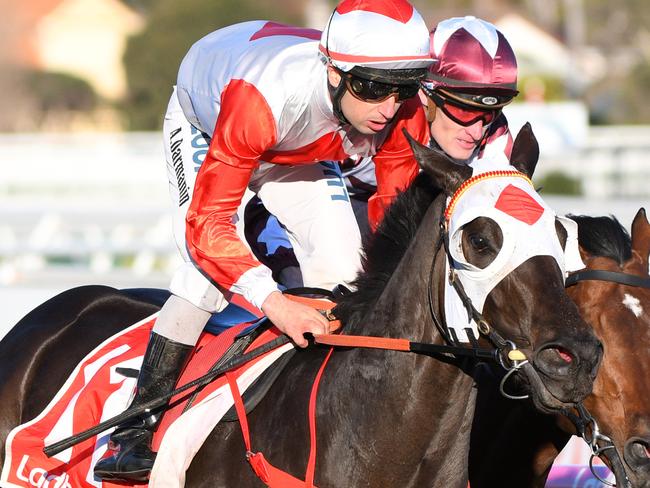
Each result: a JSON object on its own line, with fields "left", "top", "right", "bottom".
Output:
{"left": 369, "top": 97, "right": 429, "bottom": 229}
{"left": 185, "top": 79, "right": 277, "bottom": 292}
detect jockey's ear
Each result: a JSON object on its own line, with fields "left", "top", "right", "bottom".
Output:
{"left": 402, "top": 128, "right": 472, "bottom": 196}
{"left": 631, "top": 207, "right": 650, "bottom": 271}
{"left": 509, "top": 122, "right": 539, "bottom": 178}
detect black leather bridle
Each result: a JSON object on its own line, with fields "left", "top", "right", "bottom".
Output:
{"left": 566, "top": 269, "right": 650, "bottom": 289}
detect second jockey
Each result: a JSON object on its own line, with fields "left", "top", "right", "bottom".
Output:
{"left": 422, "top": 15, "right": 518, "bottom": 163}
{"left": 94, "top": 0, "right": 432, "bottom": 482}
{"left": 344, "top": 16, "right": 520, "bottom": 207}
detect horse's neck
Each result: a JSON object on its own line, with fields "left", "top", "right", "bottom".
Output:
{"left": 353, "top": 199, "right": 447, "bottom": 342}
{"left": 319, "top": 199, "right": 476, "bottom": 485}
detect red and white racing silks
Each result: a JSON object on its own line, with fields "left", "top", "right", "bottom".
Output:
{"left": 175, "top": 17, "right": 430, "bottom": 309}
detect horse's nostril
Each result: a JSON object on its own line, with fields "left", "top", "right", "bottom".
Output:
{"left": 534, "top": 345, "right": 575, "bottom": 376}
{"left": 625, "top": 437, "right": 650, "bottom": 467}
{"left": 556, "top": 347, "right": 573, "bottom": 363}
{"left": 633, "top": 441, "right": 650, "bottom": 460}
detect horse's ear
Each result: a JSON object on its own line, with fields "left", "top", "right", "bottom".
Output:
{"left": 631, "top": 208, "right": 650, "bottom": 271}
{"left": 509, "top": 122, "right": 539, "bottom": 178}
{"left": 402, "top": 128, "right": 472, "bottom": 195}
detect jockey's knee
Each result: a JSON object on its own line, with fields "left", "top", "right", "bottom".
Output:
{"left": 169, "top": 263, "right": 228, "bottom": 313}
{"left": 299, "top": 248, "right": 361, "bottom": 290}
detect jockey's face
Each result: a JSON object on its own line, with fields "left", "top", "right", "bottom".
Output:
{"left": 428, "top": 103, "right": 489, "bottom": 161}
{"left": 327, "top": 66, "right": 403, "bottom": 135}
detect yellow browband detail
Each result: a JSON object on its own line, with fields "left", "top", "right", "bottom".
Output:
{"left": 444, "top": 170, "right": 534, "bottom": 222}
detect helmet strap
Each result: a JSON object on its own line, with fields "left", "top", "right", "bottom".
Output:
{"left": 327, "top": 70, "right": 350, "bottom": 126}
{"left": 425, "top": 103, "right": 437, "bottom": 124}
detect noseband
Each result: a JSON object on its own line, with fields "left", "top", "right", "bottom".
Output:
{"left": 430, "top": 207, "right": 634, "bottom": 486}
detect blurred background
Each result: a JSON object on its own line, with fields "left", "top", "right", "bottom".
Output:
{"left": 0, "top": 1, "right": 648, "bottom": 484}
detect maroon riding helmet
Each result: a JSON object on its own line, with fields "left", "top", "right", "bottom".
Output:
{"left": 422, "top": 16, "right": 519, "bottom": 126}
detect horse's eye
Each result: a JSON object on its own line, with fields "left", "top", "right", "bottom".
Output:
{"left": 469, "top": 234, "right": 489, "bottom": 252}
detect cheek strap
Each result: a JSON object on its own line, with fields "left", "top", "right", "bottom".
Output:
{"left": 327, "top": 75, "right": 350, "bottom": 126}
{"left": 425, "top": 103, "right": 437, "bottom": 124}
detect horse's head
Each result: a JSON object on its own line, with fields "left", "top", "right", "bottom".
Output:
{"left": 404, "top": 124, "right": 602, "bottom": 413}
{"left": 568, "top": 209, "right": 650, "bottom": 485}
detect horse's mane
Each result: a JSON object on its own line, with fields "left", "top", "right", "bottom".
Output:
{"left": 568, "top": 214, "right": 632, "bottom": 266}
{"left": 334, "top": 173, "right": 440, "bottom": 328}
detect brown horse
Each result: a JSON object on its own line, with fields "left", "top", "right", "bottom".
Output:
{"left": 469, "top": 209, "right": 650, "bottom": 488}
{"left": 0, "top": 125, "right": 602, "bottom": 487}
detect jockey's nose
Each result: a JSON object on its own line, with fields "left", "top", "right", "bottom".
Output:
{"left": 465, "top": 120, "right": 485, "bottom": 141}
{"left": 378, "top": 95, "right": 399, "bottom": 119}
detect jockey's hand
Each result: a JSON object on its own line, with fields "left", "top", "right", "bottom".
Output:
{"left": 261, "top": 291, "right": 329, "bottom": 348}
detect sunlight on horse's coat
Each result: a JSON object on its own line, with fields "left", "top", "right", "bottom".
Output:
{"left": 623, "top": 293, "right": 643, "bottom": 318}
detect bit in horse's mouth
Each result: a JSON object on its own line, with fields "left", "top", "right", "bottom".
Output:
{"left": 519, "top": 362, "right": 576, "bottom": 414}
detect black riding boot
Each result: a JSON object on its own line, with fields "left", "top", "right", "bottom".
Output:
{"left": 93, "top": 332, "right": 193, "bottom": 482}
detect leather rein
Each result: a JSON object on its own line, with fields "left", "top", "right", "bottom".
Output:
{"left": 316, "top": 210, "right": 530, "bottom": 392}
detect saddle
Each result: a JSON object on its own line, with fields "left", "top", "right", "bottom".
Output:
{"left": 1, "top": 289, "right": 337, "bottom": 488}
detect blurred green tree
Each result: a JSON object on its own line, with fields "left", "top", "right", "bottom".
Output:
{"left": 25, "top": 70, "right": 98, "bottom": 112}
{"left": 589, "top": 61, "right": 650, "bottom": 124}
{"left": 121, "top": 0, "right": 303, "bottom": 130}
{"left": 536, "top": 171, "right": 583, "bottom": 195}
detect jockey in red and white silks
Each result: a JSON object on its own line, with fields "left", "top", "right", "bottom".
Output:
{"left": 167, "top": 15, "right": 431, "bottom": 314}
{"left": 95, "top": 1, "right": 434, "bottom": 483}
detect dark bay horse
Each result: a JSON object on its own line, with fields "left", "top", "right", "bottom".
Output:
{"left": 469, "top": 209, "right": 650, "bottom": 488}
{"left": 0, "top": 125, "right": 602, "bottom": 487}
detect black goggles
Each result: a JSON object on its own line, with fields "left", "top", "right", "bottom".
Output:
{"left": 340, "top": 70, "right": 420, "bottom": 103}
{"left": 421, "top": 85, "right": 501, "bottom": 127}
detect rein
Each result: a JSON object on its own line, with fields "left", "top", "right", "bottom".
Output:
{"left": 318, "top": 211, "right": 529, "bottom": 396}
{"left": 318, "top": 212, "right": 527, "bottom": 369}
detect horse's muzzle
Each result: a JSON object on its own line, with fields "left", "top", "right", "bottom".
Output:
{"left": 529, "top": 334, "right": 603, "bottom": 406}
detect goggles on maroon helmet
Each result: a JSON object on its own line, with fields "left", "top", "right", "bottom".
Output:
{"left": 421, "top": 84, "right": 502, "bottom": 127}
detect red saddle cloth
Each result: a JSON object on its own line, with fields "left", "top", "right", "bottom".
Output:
{"left": 0, "top": 313, "right": 285, "bottom": 488}
{"left": 2, "top": 295, "right": 337, "bottom": 488}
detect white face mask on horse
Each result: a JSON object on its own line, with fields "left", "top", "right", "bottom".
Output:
{"left": 444, "top": 157, "right": 584, "bottom": 343}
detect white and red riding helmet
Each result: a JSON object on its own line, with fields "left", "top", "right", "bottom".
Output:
{"left": 320, "top": 0, "right": 433, "bottom": 84}
{"left": 426, "top": 16, "right": 518, "bottom": 109}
